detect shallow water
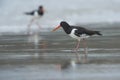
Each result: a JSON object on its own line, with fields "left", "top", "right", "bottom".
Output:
{"left": 0, "top": 64, "right": 120, "bottom": 80}
{"left": 0, "top": 27, "right": 120, "bottom": 80}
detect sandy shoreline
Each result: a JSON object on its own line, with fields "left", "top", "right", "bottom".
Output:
{"left": 0, "top": 27, "right": 120, "bottom": 80}
{"left": 0, "top": 27, "right": 120, "bottom": 63}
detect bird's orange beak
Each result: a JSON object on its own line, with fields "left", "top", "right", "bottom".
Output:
{"left": 52, "top": 25, "right": 61, "bottom": 32}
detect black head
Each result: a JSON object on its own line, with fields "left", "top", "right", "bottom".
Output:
{"left": 38, "top": 5, "right": 44, "bottom": 15}
{"left": 60, "top": 21, "right": 70, "bottom": 28}
{"left": 52, "top": 21, "right": 71, "bottom": 34}
{"left": 39, "top": 5, "right": 43, "bottom": 9}
{"left": 60, "top": 21, "right": 72, "bottom": 34}
{"left": 52, "top": 21, "right": 72, "bottom": 34}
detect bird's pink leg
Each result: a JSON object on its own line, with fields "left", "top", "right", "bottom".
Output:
{"left": 74, "top": 40, "right": 81, "bottom": 62}
{"left": 27, "top": 19, "right": 34, "bottom": 35}
{"left": 83, "top": 38, "right": 88, "bottom": 63}
{"left": 36, "top": 22, "right": 42, "bottom": 29}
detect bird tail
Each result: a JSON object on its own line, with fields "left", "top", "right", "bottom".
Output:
{"left": 95, "top": 31, "right": 102, "bottom": 36}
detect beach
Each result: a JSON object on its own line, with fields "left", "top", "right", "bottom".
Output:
{"left": 1, "top": 0, "right": 120, "bottom": 79}
{"left": 0, "top": 25, "right": 120, "bottom": 80}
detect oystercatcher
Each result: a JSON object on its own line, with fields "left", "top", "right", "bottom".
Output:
{"left": 52, "top": 21, "right": 102, "bottom": 62}
{"left": 25, "top": 5, "right": 45, "bottom": 34}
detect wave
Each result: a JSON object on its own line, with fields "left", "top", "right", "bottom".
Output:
{"left": 0, "top": 0, "right": 120, "bottom": 32}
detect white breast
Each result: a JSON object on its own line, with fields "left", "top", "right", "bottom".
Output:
{"left": 34, "top": 11, "right": 39, "bottom": 16}
{"left": 69, "top": 28, "right": 90, "bottom": 41}
{"left": 69, "top": 29, "right": 81, "bottom": 41}
{"left": 33, "top": 11, "right": 41, "bottom": 18}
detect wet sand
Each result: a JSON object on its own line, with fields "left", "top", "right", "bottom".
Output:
{"left": 0, "top": 26, "right": 120, "bottom": 80}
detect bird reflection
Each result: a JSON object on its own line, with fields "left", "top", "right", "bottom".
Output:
{"left": 27, "top": 31, "right": 46, "bottom": 58}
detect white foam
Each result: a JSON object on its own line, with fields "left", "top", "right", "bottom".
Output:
{"left": 61, "top": 48, "right": 120, "bottom": 52}
{"left": 1, "top": 0, "right": 120, "bottom": 32}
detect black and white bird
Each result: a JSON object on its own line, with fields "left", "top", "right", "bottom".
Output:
{"left": 52, "top": 21, "right": 102, "bottom": 62}
{"left": 25, "top": 5, "right": 45, "bottom": 34}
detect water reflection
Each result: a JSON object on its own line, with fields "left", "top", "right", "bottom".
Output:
{"left": 27, "top": 31, "right": 46, "bottom": 58}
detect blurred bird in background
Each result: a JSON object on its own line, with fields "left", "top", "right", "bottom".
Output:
{"left": 24, "top": 5, "right": 45, "bottom": 35}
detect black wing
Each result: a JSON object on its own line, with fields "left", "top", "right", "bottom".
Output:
{"left": 72, "top": 26, "right": 102, "bottom": 36}
{"left": 71, "top": 26, "right": 87, "bottom": 37}
{"left": 24, "top": 10, "right": 36, "bottom": 15}
{"left": 76, "top": 27, "right": 102, "bottom": 36}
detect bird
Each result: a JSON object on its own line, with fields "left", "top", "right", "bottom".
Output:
{"left": 24, "top": 5, "right": 45, "bottom": 35}
{"left": 52, "top": 21, "right": 102, "bottom": 62}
